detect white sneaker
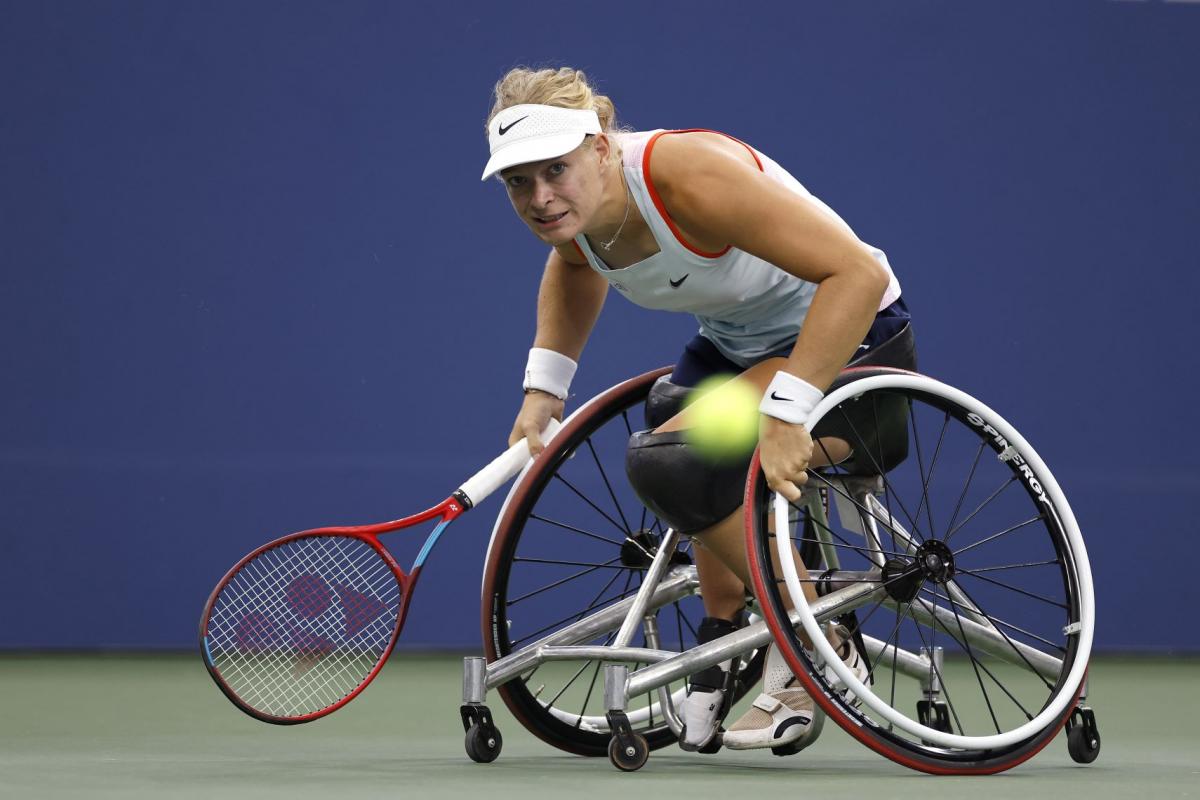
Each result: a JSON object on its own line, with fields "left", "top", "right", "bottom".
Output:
{"left": 722, "top": 689, "right": 824, "bottom": 750}
{"left": 822, "top": 624, "right": 871, "bottom": 707}
{"left": 678, "top": 683, "right": 724, "bottom": 750}
{"left": 722, "top": 642, "right": 825, "bottom": 751}
{"left": 678, "top": 616, "right": 739, "bottom": 751}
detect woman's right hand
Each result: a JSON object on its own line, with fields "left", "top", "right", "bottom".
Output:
{"left": 509, "top": 389, "right": 565, "bottom": 457}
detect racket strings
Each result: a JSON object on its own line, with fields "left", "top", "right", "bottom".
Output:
{"left": 206, "top": 535, "right": 401, "bottom": 718}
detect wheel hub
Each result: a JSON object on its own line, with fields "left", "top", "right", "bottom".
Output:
{"left": 882, "top": 540, "right": 957, "bottom": 603}
{"left": 915, "top": 540, "right": 956, "bottom": 584}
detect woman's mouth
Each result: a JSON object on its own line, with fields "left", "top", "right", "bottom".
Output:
{"left": 533, "top": 211, "right": 568, "bottom": 227}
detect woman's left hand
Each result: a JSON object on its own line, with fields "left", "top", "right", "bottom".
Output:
{"left": 758, "top": 415, "right": 813, "bottom": 502}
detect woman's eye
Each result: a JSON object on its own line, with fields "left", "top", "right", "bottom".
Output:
{"left": 548, "top": 163, "right": 566, "bottom": 176}
{"left": 506, "top": 176, "right": 526, "bottom": 188}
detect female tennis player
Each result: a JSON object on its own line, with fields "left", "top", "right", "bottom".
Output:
{"left": 484, "top": 67, "right": 915, "bottom": 752}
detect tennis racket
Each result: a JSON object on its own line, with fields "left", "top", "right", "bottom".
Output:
{"left": 199, "top": 421, "right": 561, "bottom": 724}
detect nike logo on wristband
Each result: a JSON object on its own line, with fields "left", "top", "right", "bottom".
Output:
{"left": 770, "top": 391, "right": 793, "bottom": 402}
{"left": 498, "top": 116, "right": 528, "bottom": 135}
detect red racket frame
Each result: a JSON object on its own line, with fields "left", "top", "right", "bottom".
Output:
{"left": 199, "top": 494, "right": 466, "bottom": 724}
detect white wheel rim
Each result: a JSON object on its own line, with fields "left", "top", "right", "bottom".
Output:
{"left": 774, "top": 372, "right": 1094, "bottom": 750}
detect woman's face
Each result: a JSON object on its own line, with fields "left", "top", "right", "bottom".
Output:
{"left": 499, "top": 136, "right": 610, "bottom": 246}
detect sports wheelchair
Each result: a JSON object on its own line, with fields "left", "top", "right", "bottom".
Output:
{"left": 459, "top": 362, "right": 1098, "bottom": 774}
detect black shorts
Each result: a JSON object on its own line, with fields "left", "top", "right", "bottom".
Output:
{"left": 627, "top": 300, "right": 917, "bottom": 532}
{"left": 669, "top": 297, "right": 914, "bottom": 387}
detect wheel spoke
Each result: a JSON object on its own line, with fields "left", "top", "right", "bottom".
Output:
{"left": 508, "top": 558, "right": 624, "bottom": 605}
{"left": 943, "top": 440, "right": 986, "bottom": 540}
{"left": 552, "top": 473, "right": 632, "bottom": 537}
{"left": 871, "top": 394, "right": 902, "bottom": 558}
{"left": 951, "top": 515, "right": 1045, "bottom": 557}
{"left": 833, "top": 406, "right": 926, "bottom": 541}
{"left": 907, "top": 613, "right": 965, "bottom": 736}
{"left": 786, "top": 520, "right": 909, "bottom": 560}
{"left": 937, "top": 583, "right": 1058, "bottom": 691}
{"left": 575, "top": 661, "right": 603, "bottom": 727}
{"left": 800, "top": 473, "right": 920, "bottom": 558}
{"left": 943, "top": 476, "right": 1018, "bottom": 545}
{"left": 585, "top": 436, "right": 634, "bottom": 534}
{"left": 512, "top": 557, "right": 627, "bottom": 570}
{"left": 956, "top": 559, "right": 1062, "bottom": 575}
{"left": 876, "top": 600, "right": 911, "bottom": 725}
{"left": 954, "top": 570, "right": 1068, "bottom": 609}
{"left": 911, "top": 410, "right": 950, "bottom": 543}
{"left": 794, "top": 565, "right": 923, "bottom": 619}
{"left": 946, "top": 593, "right": 1002, "bottom": 734}
{"left": 918, "top": 593, "right": 1037, "bottom": 721}
{"left": 919, "top": 587, "right": 1067, "bottom": 653}
{"left": 529, "top": 513, "right": 624, "bottom": 547}
{"left": 510, "top": 570, "right": 633, "bottom": 647}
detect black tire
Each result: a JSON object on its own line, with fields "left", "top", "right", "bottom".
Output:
{"left": 1066, "top": 709, "right": 1100, "bottom": 764}
{"left": 464, "top": 723, "right": 502, "bottom": 763}
{"left": 482, "top": 367, "right": 764, "bottom": 757}
{"left": 608, "top": 732, "right": 650, "bottom": 771}
{"left": 746, "top": 368, "right": 1092, "bottom": 774}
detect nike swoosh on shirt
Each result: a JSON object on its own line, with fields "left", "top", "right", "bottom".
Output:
{"left": 498, "top": 116, "right": 528, "bottom": 135}
{"left": 669, "top": 274, "right": 689, "bottom": 288}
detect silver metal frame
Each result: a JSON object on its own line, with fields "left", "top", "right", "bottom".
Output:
{"left": 462, "top": 477, "right": 1071, "bottom": 743}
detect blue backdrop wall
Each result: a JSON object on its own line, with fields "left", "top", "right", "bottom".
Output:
{"left": 2, "top": 0, "right": 1197, "bottom": 650}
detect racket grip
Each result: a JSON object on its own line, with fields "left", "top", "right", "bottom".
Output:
{"left": 458, "top": 419, "right": 563, "bottom": 508}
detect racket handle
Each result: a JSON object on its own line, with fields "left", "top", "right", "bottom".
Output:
{"left": 458, "top": 419, "right": 563, "bottom": 508}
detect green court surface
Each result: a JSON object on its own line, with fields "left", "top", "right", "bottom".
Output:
{"left": 2, "top": 654, "right": 1197, "bottom": 799}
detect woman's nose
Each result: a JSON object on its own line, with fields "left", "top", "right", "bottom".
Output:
{"left": 531, "top": 178, "right": 555, "bottom": 208}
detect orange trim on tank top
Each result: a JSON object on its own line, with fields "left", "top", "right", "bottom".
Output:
{"left": 641, "top": 129, "right": 764, "bottom": 259}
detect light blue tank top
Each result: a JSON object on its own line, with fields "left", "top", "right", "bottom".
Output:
{"left": 573, "top": 129, "right": 902, "bottom": 367}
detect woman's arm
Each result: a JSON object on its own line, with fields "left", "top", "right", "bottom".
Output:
{"left": 509, "top": 244, "right": 609, "bottom": 454}
{"left": 649, "top": 134, "right": 890, "bottom": 392}
{"left": 532, "top": 244, "right": 609, "bottom": 360}
{"left": 649, "top": 133, "right": 891, "bottom": 499}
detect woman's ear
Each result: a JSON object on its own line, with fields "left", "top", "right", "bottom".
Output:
{"left": 593, "top": 133, "right": 612, "bottom": 167}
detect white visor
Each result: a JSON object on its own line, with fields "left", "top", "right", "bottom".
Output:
{"left": 481, "top": 104, "right": 602, "bottom": 181}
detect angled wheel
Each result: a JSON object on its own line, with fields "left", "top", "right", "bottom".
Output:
{"left": 482, "top": 368, "right": 765, "bottom": 756}
{"left": 746, "top": 368, "right": 1094, "bottom": 774}
{"left": 464, "top": 723, "right": 502, "bottom": 763}
{"left": 1066, "top": 707, "right": 1100, "bottom": 764}
{"left": 608, "top": 730, "right": 649, "bottom": 771}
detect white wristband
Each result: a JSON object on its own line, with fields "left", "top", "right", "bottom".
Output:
{"left": 759, "top": 371, "right": 823, "bottom": 426}
{"left": 523, "top": 347, "right": 577, "bottom": 401}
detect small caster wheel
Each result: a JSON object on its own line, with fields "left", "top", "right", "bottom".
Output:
{"left": 608, "top": 732, "right": 649, "bottom": 771}
{"left": 1066, "top": 707, "right": 1100, "bottom": 764}
{"left": 464, "top": 723, "right": 502, "bottom": 763}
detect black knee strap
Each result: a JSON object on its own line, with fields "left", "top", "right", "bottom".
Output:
{"left": 690, "top": 617, "right": 741, "bottom": 690}
{"left": 643, "top": 375, "right": 691, "bottom": 430}
{"left": 625, "top": 429, "right": 752, "bottom": 534}
{"left": 697, "top": 616, "right": 739, "bottom": 643}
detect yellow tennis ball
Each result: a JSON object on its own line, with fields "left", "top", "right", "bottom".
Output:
{"left": 683, "top": 375, "right": 761, "bottom": 462}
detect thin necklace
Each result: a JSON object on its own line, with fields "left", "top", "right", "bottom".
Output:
{"left": 598, "top": 176, "right": 631, "bottom": 251}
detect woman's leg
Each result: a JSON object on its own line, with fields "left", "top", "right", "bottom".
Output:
{"left": 656, "top": 357, "right": 850, "bottom": 608}
{"left": 657, "top": 360, "right": 855, "bottom": 751}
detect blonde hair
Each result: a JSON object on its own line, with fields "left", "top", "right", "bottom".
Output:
{"left": 487, "top": 67, "right": 623, "bottom": 159}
